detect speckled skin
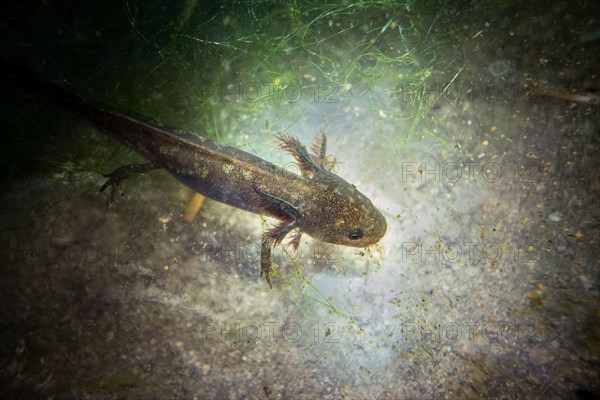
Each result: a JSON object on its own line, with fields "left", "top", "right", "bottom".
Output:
{"left": 4, "top": 59, "right": 387, "bottom": 287}
{"left": 85, "top": 107, "right": 387, "bottom": 286}
{"left": 86, "top": 107, "right": 387, "bottom": 248}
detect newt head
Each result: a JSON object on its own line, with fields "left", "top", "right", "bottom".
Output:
{"left": 272, "top": 132, "right": 387, "bottom": 249}
{"left": 298, "top": 169, "right": 387, "bottom": 248}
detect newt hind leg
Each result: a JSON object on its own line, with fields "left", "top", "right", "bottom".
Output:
{"left": 99, "top": 163, "right": 159, "bottom": 203}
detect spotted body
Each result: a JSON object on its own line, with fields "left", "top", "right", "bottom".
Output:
{"left": 3, "top": 59, "right": 387, "bottom": 287}
{"left": 93, "top": 109, "right": 387, "bottom": 286}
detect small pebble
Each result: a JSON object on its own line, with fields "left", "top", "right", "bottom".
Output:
{"left": 548, "top": 211, "right": 563, "bottom": 222}
{"left": 488, "top": 59, "right": 514, "bottom": 77}
{"left": 527, "top": 347, "right": 554, "bottom": 366}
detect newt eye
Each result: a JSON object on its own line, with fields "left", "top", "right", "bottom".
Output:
{"left": 348, "top": 229, "right": 364, "bottom": 240}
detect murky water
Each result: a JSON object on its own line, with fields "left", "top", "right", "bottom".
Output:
{"left": 1, "top": 1, "right": 599, "bottom": 399}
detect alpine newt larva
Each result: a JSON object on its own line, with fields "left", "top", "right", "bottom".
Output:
{"left": 2, "top": 60, "right": 387, "bottom": 287}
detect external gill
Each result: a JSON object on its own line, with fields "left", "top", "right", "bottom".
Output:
{"left": 309, "top": 130, "right": 337, "bottom": 172}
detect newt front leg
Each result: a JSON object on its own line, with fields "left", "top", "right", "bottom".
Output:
{"left": 253, "top": 186, "right": 303, "bottom": 288}
{"left": 259, "top": 218, "right": 300, "bottom": 288}
{"left": 260, "top": 240, "right": 273, "bottom": 289}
